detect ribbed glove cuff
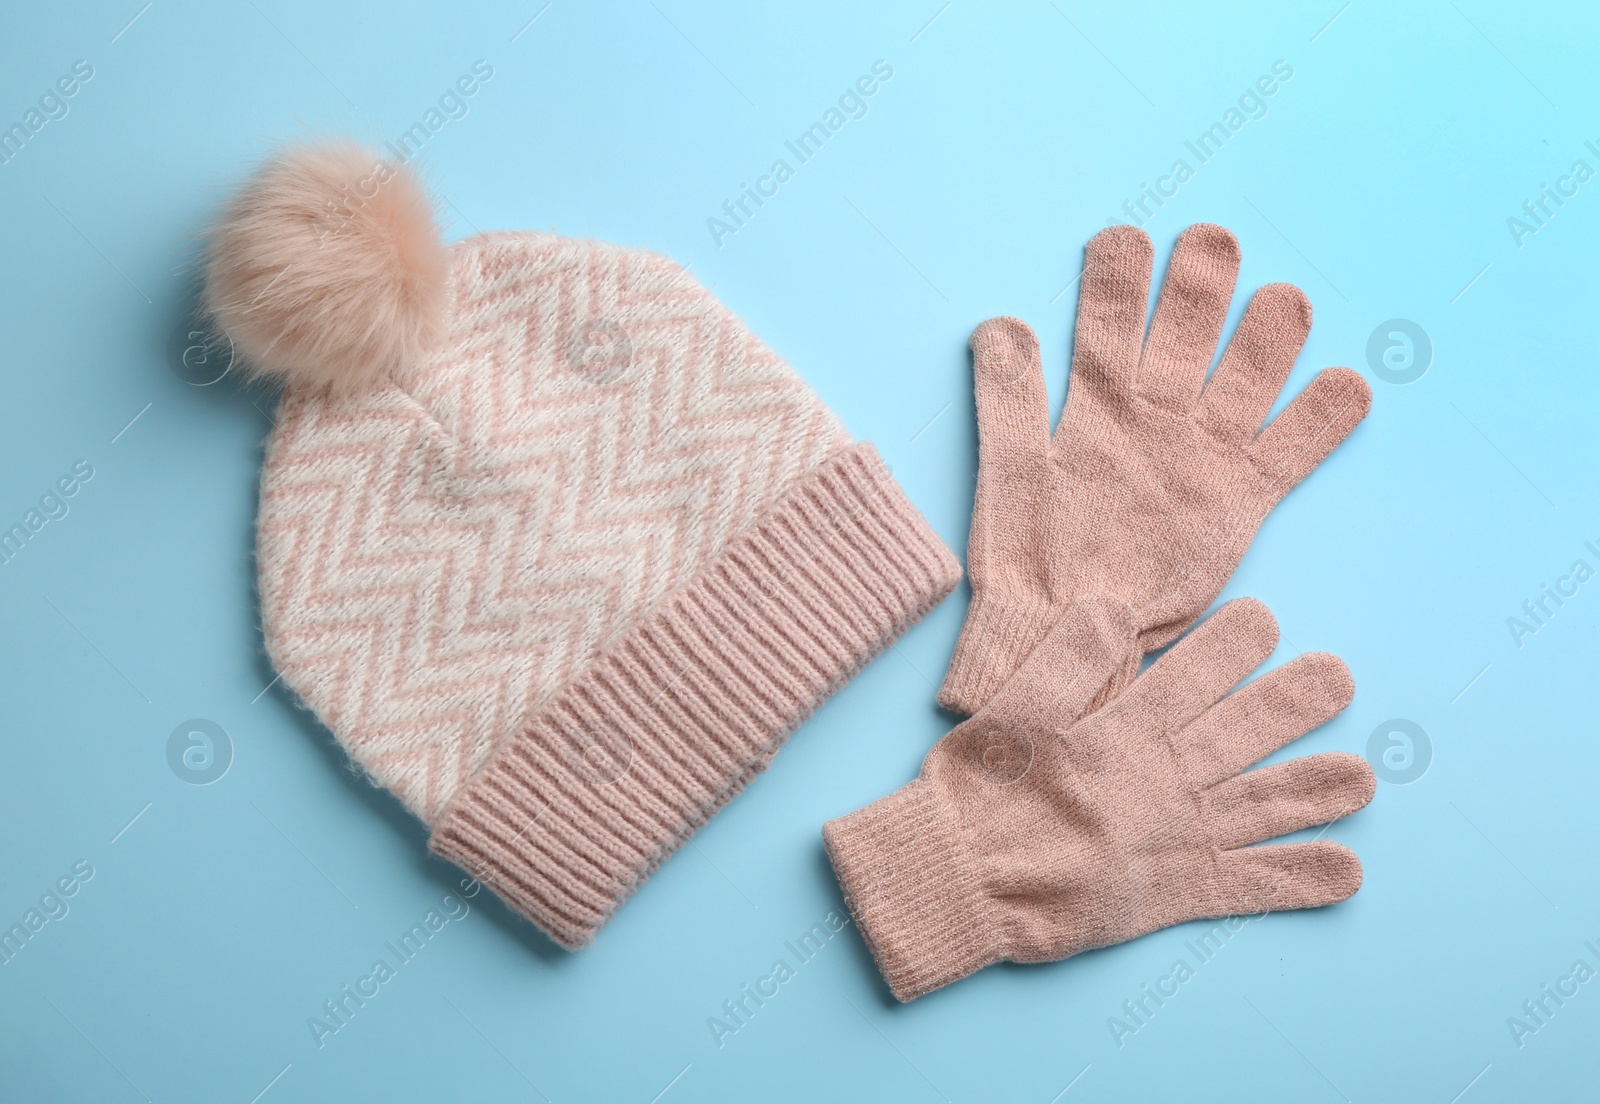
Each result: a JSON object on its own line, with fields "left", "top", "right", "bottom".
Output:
{"left": 823, "top": 780, "right": 998, "bottom": 1001}
{"left": 939, "top": 590, "right": 1144, "bottom": 717}
{"left": 937, "top": 591, "right": 1059, "bottom": 715}
{"left": 429, "top": 443, "right": 960, "bottom": 949}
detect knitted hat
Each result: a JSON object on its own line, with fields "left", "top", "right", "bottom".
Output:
{"left": 204, "top": 140, "right": 959, "bottom": 948}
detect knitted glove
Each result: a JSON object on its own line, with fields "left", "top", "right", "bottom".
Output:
{"left": 826, "top": 597, "right": 1374, "bottom": 1002}
{"left": 938, "top": 223, "right": 1371, "bottom": 715}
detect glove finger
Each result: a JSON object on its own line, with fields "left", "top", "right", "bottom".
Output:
{"left": 1174, "top": 652, "right": 1354, "bottom": 785}
{"left": 1206, "top": 752, "right": 1375, "bottom": 849}
{"left": 1194, "top": 282, "right": 1311, "bottom": 441}
{"left": 1063, "top": 224, "right": 1151, "bottom": 422}
{"left": 1249, "top": 366, "right": 1372, "bottom": 498}
{"left": 971, "top": 316, "right": 1051, "bottom": 472}
{"left": 1117, "top": 597, "right": 1277, "bottom": 735}
{"left": 1138, "top": 223, "right": 1240, "bottom": 411}
{"left": 1208, "top": 841, "right": 1364, "bottom": 915}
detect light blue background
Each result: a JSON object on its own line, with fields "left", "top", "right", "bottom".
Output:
{"left": 2, "top": 1, "right": 1597, "bottom": 1100}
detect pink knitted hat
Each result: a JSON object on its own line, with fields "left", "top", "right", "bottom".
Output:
{"left": 203, "top": 140, "right": 959, "bottom": 948}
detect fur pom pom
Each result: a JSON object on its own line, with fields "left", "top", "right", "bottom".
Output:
{"left": 202, "top": 140, "right": 449, "bottom": 394}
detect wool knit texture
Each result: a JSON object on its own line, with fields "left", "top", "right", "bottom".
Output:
{"left": 939, "top": 223, "right": 1372, "bottom": 717}
{"left": 430, "top": 442, "right": 956, "bottom": 948}
{"left": 827, "top": 598, "right": 1376, "bottom": 1002}
{"left": 256, "top": 230, "right": 960, "bottom": 939}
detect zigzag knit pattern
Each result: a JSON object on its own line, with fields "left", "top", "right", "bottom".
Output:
{"left": 257, "top": 232, "right": 850, "bottom": 824}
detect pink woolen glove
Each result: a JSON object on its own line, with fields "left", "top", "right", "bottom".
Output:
{"left": 826, "top": 598, "right": 1374, "bottom": 1002}
{"left": 938, "top": 223, "right": 1371, "bottom": 716}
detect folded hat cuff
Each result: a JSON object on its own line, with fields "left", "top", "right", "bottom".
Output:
{"left": 823, "top": 779, "right": 998, "bottom": 1001}
{"left": 428, "top": 442, "right": 960, "bottom": 950}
